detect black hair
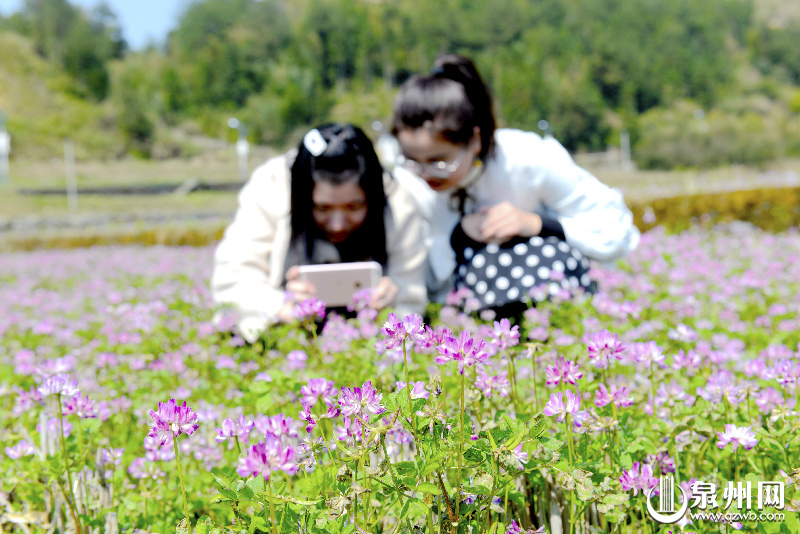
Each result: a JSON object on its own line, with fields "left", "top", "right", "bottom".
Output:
{"left": 290, "top": 123, "right": 388, "bottom": 267}
{"left": 391, "top": 54, "right": 496, "bottom": 160}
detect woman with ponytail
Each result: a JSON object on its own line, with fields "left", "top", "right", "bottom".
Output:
{"left": 392, "top": 54, "right": 640, "bottom": 315}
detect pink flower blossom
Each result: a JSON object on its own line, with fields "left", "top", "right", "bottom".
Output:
{"left": 215, "top": 415, "right": 255, "bottom": 445}
{"left": 293, "top": 297, "right": 326, "bottom": 322}
{"left": 5, "top": 440, "right": 36, "bottom": 459}
{"left": 147, "top": 399, "right": 199, "bottom": 445}
{"left": 543, "top": 390, "right": 582, "bottom": 423}
{"left": 716, "top": 424, "right": 757, "bottom": 451}
{"left": 236, "top": 432, "right": 297, "bottom": 481}
{"left": 436, "top": 330, "right": 489, "bottom": 374}
{"left": 544, "top": 357, "right": 583, "bottom": 387}
{"left": 594, "top": 383, "right": 634, "bottom": 408}
{"left": 586, "top": 330, "right": 625, "bottom": 369}
{"left": 37, "top": 373, "right": 80, "bottom": 397}
{"left": 338, "top": 381, "right": 384, "bottom": 419}
{"left": 300, "top": 378, "right": 337, "bottom": 408}
{"left": 619, "top": 461, "right": 659, "bottom": 496}
{"left": 396, "top": 381, "right": 429, "bottom": 399}
{"left": 489, "top": 318, "right": 520, "bottom": 351}
{"left": 381, "top": 313, "right": 425, "bottom": 349}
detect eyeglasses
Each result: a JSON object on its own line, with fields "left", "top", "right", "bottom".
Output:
{"left": 396, "top": 147, "right": 469, "bottom": 178}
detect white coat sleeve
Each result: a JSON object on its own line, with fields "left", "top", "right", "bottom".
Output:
{"left": 384, "top": 181, "right": 428, "bottom": 317}
{"left": 211, "top": 159, "right": 288, "bottom": 341}
{"left": 535, "top": 138, "right": 640, "bottom": 262}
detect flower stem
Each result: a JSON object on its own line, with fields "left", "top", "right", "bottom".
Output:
{"left": 650, "top": 362, "right": 657, "bottom": 417}
{"left": 454, "top": 372, "right": 465, "bottom": 533}
{"left": 402, "top": 339, "right": 420, "bottom": 447}
{"left": 56, "top": 394, "right": 84, "bottom": 534}
{"left": 234, "top": 435, "right": 241, "bottom": 456}
{"left": 267, "top": 476, "right": 279, "bottom": 534}
{"left": 531, "top": 348, "right": 540, "bottom": 413}
{"left": 172, "top": 434, "right": 191, "bottom": 531}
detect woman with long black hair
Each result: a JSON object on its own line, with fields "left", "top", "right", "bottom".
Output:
{"left": 212, "top": 123, "right": 426, "bottom": 342}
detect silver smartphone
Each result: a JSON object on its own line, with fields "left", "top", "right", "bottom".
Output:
{"left": 297, "top": 261, "right": 382, "bottom": 307}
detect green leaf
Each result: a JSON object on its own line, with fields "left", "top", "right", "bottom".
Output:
{"left": 246, "top": 476, "right": 265, "bottom": 495}
{"left": 603, "top": 493, "right": 630, "bottom": 506}
{"left": 394, "top": 461, "right": 417, "bottom": 477}
{"left": 473, "top": 472, "right": 494, "bottom": 490}
{"left": 540, "top": 437, "right": 564, "bottom": 451}
{"left": 237, "top": 484, "right": 254, "bottom": 500}
{"left": 415, "top": 482, "right": 441, "bottom": 495}
{"left": 420, "top": 451, "right": 450, "bottom": 477}
{"left": 219, "top": 488, "right": 238, "bottom": 501}
{"left": 382, "top": 392, "right": 400, "bottom": 412}
{"left": 464, "top": 485, "right": 492, "bottom": 495}
{"left": 528, "top": 413, "right": 547, "bottom": 438}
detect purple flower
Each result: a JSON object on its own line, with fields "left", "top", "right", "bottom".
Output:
{"left": 647, "top": 452, "right": 676, "bottom": 475}
{"left": 633, "top": 341, "right": 667, "bottom": 368}
{"left": 335, "top": 417, "right": 363, "bottom": 447}
{"left": 147, "top": 399, "right": 199, "bottom": 445}
{"left": 415, "top": 325, "right": 454, "bottom": 352}
{"left": 510, "top": 443, "right": 528, "bottom": 471}
{"left": 61, "top": 393, "right": 99, "bottom": 419}
{"left": 300, "top": 378, "right": 337, "bottom": 408}
{"left": 299, "top": 403, "right": 317, "bottom": 433}
{"left": 506, "top": 520, "right": 546, "bottom": 534}
{"left": 37, "top": 373, "right": 80, "bottom": 397}
{"left": 215, "top": 415, "right": 255, "bottom": 445}
{"left": 254, "top": 414, "right": 298, "bottom": 438}
{"left": 396, "top": 381, "right": 429, "bottom": 399}
{"left": 619, "top": 461, "right": 659, "bottom": 496}
{"left": 237, "top": 432, "right": 297, "bottom": 481}
{"left": 5, "top": 440, "right": 36, "bottom": 460}
{"left": 544, "top": 357, "right": 583, "bottom": 387}
{"left": 382, "top": 313, "right": 425, "bottom": 349}
{"left": 294, "top": 298, "right": 326, "bottom": 322}
{"left": 283, "top": 350, "right": 308, "bottom": 371}
{"left": 586, "top": 330, "right": 625, "bottom": 369}
{"left": 338, "top": 381, "right": 384, "bottom": 419}
{"left": 716, "top": 424, "right": 758, "bottom": 451}
{"left": 489, "top": 318, "right": 520, "bottom": 351}
{"left": 595, "top": 383, "right": 635, "bottom": 409}
{"left": 543, "top": 390, "right": 581, "bottom": 423}
{"left": 101, "top": 447, "right": 126, "bottom": 466}
{"left": 128, "top": 457, "right": 165, "bottom": 480}
{"left": 474, "top": 371, "right": 511, "bottom": 398}
{"left": 436, "top": 330, "right": 489, "bottom": 374}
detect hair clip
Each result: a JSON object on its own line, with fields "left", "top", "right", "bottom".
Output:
{"left": 303, "top": 129, "right": 327, "bottom": 157}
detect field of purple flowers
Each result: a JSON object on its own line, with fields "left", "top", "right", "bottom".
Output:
{"left": 1, "top": 223, "right": 799, "bottom": 534}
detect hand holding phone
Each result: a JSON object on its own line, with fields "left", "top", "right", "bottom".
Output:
{"left": 297, "top": 261, "right": 382, "bottom": 307}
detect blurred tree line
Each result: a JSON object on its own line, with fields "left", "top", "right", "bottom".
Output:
{"left": 1, "top": 0, "right": 800, "bottom": 167}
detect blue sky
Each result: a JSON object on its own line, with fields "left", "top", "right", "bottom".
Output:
{"left": 0, "top": 0, "right": 187, "bottom": 50}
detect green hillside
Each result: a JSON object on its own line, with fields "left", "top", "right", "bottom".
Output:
{"left": 0, "top": 31, "right": 120, "bottom": 159}
{"left": 1, "top": 0, "right": 800, "bottom": 168}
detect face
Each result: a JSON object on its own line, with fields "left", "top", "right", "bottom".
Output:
{"left": 311, "top": 180, "right": 368, "bottom": 244}
{"left": 396, "top": 127, "right": 481, "bottom": 192}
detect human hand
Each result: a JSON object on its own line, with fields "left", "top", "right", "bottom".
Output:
{"left": 479, "top": 202, "right": 542, "bottom": 243}
{"left": 460, "top": 213, "right": 486, "bottom": 242}
{"left": 285, "top": 266, "right": 316, "bottom": 302}
{"left": 370, "top": 276, "right": 399, "bottom": 310}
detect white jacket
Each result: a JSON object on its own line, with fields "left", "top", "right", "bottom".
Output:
{"left": 212, "top": 153, "right": 427, "bottom": 342}
{"left": 394, "top": 128, "right": 640, "bottom": 298}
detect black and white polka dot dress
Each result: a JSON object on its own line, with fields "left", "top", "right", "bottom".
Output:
{"left": 451, "top": 226, "right": 593, "bottom": 310}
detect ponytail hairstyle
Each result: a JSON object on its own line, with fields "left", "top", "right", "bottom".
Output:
{"left": 391, "top": 54, "right": 496, "bottom": 160}
{"left": 290, "top": 123, "right": 388, "bottom": 267}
